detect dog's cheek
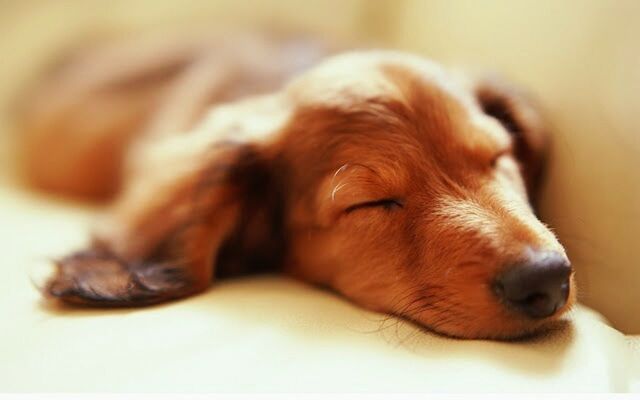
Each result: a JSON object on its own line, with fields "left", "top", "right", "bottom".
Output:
{"left": 331, "top": 219, "right": 414, "bottom": 309}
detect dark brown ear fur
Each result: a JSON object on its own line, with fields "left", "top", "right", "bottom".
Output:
{"left": 41, "top": 143, "right": 286, "bottom": 306}
{"left": 475, "top": 77, "right": 550, "bottom": 203}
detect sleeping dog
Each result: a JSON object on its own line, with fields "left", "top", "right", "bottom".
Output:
{"left": 19, "top": 31, "right": 574, "bottom": 339}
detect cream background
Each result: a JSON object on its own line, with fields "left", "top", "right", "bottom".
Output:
{"left": 0, "top": 1, "right": 639, "bottom": 392}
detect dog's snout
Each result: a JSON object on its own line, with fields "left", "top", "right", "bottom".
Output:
{"left": 495, "top": 252, "right": 572, "bottom": 319}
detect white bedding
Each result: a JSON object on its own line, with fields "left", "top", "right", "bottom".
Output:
{"left": 0, "top": 185, "right": 638, "bottom": 392}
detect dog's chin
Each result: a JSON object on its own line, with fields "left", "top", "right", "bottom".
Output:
{"left": 411, "top": 281, "right": 578, "bottom": 340}
{"left": 417, "top": 305, "right": 575, "bottom": 341}
{"left": 425, "top": 320, "right": 553, "bottom": 341}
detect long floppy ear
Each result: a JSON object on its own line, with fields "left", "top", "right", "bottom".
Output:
{"left": 40, "top": 96, "right": 289, "bottom": 306}
{"left": 474, "top": 76, "right": 550, "bottom": 202}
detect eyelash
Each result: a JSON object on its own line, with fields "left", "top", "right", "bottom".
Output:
{"left": 345, "top": 199, "right": 404, "bottom": 214}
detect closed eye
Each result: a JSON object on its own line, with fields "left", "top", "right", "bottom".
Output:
{"left": 345, "top": 199, "right": 404, "bottom": 214}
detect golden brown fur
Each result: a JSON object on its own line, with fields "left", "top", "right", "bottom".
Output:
{"left": 19, "top": 32, "right": 574, "bottom": 339}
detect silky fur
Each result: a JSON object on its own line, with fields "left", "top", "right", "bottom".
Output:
{"left": 20, "top": 34, "right": 574, "bottom": 339}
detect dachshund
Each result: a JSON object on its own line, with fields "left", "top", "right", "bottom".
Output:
{"left": 18, "top": 31, "right": 575, "bottom": 340}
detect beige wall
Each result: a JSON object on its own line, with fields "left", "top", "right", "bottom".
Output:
{"left": 0, "top": 0, "right": 638, "bottom": 332}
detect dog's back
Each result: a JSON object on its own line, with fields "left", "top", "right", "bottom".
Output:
{"left": 18, "top": 30, "right": 333, "bottom": 200}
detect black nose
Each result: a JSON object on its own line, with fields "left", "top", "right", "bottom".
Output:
{"left": 495, "top": 252, "right": 572, "bottom": 319}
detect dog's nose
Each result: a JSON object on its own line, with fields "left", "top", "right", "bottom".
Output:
{"left": 495, "top": 252, "right": 572, "bottom": 319}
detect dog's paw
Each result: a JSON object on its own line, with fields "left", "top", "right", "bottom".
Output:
{"left": 36, "top": 249, "right": 191, "bottom": 307}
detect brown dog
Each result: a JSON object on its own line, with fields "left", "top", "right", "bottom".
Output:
{"left": 19, "top": 32, "right": 574, "bottom": 340}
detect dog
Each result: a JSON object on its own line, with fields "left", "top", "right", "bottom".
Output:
{"left": 19, "top": 31, "right": 575, "bottom": 340}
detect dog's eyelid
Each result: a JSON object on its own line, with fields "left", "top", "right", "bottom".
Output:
{"left": 344, "top": 198, "right": 404, "bottom": 213}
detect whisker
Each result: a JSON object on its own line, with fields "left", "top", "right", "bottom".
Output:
{"left": 330, "top": 182, "right": 347, "bottom": 202}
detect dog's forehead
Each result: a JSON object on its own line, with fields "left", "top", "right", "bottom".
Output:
{"left": 283, "top": 51, "right": 512, "bottom": 176}
{"left": 286, "top": 51, "right": 472, "bottom": 108}
{"left": 286, "top": 51, "right": 507, "bottom": 144}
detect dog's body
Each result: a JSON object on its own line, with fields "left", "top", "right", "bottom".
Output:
{"left": 20, "top": 31, "right": 574, "bottom": 340}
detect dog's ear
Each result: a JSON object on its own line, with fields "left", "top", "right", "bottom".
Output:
{"left": 40, "top": 97, "right": 290, "bottom": 306}
{"left": 474, "top": 77, "right": 550, "bottom": 200}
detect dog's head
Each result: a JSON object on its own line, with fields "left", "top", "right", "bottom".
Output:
{"left": 187, "top": 51, "right": 574, "bottom": 339}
